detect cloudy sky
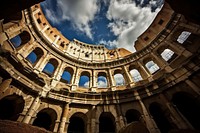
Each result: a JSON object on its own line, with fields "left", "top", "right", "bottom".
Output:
{"left": 40, "top": 0, "right": 164, "bottom": 53}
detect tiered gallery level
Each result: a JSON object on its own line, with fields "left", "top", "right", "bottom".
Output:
{"left": 0, "top": 0, "right": 200, "bottom": 133}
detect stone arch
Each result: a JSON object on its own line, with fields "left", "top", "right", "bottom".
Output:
{"left": 114, "top": 69, "right": 125, "bottom": 86}
{"left": 79, "top": 71, "right": 90, "bottom": 88}
{"left": 149, "top": 102, "right": 173, "bottom": 133}
{"left": 0, "top": 94, "right": 24, "bottom": 121}
{"left": 43, "top": 58, "right": 59, "bottom": 77}
{"left": 143, "top": 57, "right": 160, "bottom": 74}
{"left": 26, "top": 47, "right": 44, "bottom": 65}
{"left": 172, "top": 92, "right": 200, "bottom": 130}
{"left": 32, "top": 108, "right": 57, "bottom": 131}
{"left": 60, "top": 67, "right": 74, "bottom": 84}
{"left": 97, "top": 72, "right": 108, "bottom": 88}
{"left": 68, "top": 112, "right": 87, "bottom": 133}
{"left": 156, "top": 45, "right": 178, "bottom": 63}
{"left": 125, "top": 109, "right": 141, "bottom": 124}
{"left": 10, "top": 31, "right": 31, "bottom": 48}
{"left": 129, "top": 65, "right": 143, "bottom": 82}
{"left": 99, "top": 112, "right": 116, "bottom": 133}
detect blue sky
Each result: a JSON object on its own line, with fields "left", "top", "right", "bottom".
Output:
{"left": 10, "top": 0, "right": 164, "bottom": 88}
{"left": 40, "top": 0, "right": 164, "bottom": 52}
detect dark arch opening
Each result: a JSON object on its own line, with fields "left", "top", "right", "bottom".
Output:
{"left": 149, "top": 102, "right": 173, "bottom": 133}
{"left": 61, "top": 67, "right": 73, "bottom": 84}
{"left": 43, "top": 58, "right": 58, "bottom": 77}
{"left": 125, "top": 109, "right": 141, "bottom": 124}
{"left": 26, "top": 47, "right": 44, "bottom": 65}
{"left": 10, "top": 31, "right": 31, "bottom": 48}
{"left": 68, "top": 116, "right": 85, "bottom": 133}
{"left": 172, "top": 92, "right": 200, "bottom": 130}
{"left": 32, "top": 108, "right": 57, "bottom": 131}
{"left": 0, "top": 94, "right": 24, "bottom": 121}
{"left": 99, "top": 112, "right": 115, "bottom": 133}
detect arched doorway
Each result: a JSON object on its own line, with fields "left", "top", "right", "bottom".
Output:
{"left": 0, "top": 94, "right": 24, "bottom": 121}
{"left": 149, "top": 102, "right": 173, "bottom": 133}
{"left": 125, "top": 109, "right": 141, "bottom": 124}
{"left": 32, "top": 108, "right": 57, "bottom": 131}
{"left": 99, "top": 112, "right": 116, "bottom": 133}
{"left": 68, "top": 113, "right": 87, "bottom": 133}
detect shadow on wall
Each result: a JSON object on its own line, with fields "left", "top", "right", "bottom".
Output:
{"left": 118, "top": 121, "right": 150, "bottom": 133}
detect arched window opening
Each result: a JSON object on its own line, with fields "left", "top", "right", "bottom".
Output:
{"left": 114, "top": 70, "right": 125, "bottom": 86}
{"left": 125, "top": 109, "right": 141, "bottom": 124}
{"left": 177, "top": 31, "right": 191, "bottom": 44}
{"left": 145, "top": 61, "right": 160, "bottom": 74}
{"left": 161, "top": 49, "right": 175, "bottom": 62}
{"left": 97, "top": 73, "right": 108, "bottom": 88}
{"left": 114, "top": 73, "right": 125, "bottom": 86}
{"left": 10, "top": 35, "right": 21, "bottom": 48}
{"left": 26, "top": 47, "right": 44, "bottom": 65}
{"left": 68, "top": 116, "right": 85, "bottom": 133}
{"left": 33, "top": 108, "right": 57, "bottom": 131}
{"left": 130, "top": 69, "right": 143, "bottom": 82}
{"left": 10, "top": 31, "right": 31, "bottom": 48}
{"left": 61, "top": 67, "right": 73, "bottom": 84}
{"left": 43, "top": 59, "right": 58, "bottom": 77}
{"left": 172, "top": 92, "right": 200, "bottom": 130}
{"left": 99, "top": 112, "right": 115, "bottom": 133}
{"left": 79, "top": 71, "right": 90, "bottom": 88}
{"left": 0, "top": 94, "right": 24, "bottom": 121}
{"left": 149, "top": 103, "right": 173, "bottom": 133}
{"left": 26, "top": 52, "right": 37, "bottom": 64}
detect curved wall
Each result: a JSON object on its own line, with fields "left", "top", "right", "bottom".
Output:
{"left": 0, "top": 1, "right": 200, "bottom": 133}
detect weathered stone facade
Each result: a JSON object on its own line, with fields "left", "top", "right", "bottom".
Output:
{"left": 0, "top": 1, "right": 200, "bottom": 133}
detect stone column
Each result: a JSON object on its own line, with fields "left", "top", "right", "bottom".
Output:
{"left": 53, "top": 120, "right": 60, "bottom": 132}
{"left": 59, "top": 103, "right": 70, "bottom": 133}
{"left": 17, "top": 41, "right": 37, "bottom": 60}
{"left": 33, "top": 53, "right": 50, "bottom": 73}
{"left": 151, "top": 52, "right": 167, "bottom": 69}
{"left": 159, "top": 93, "right": 191, "bottom": 129}
{"left": 71, "top": 67, "right": 80, "bottom": 91}
{"left": 91, "top": 71, "right": 97, "bottom": 92}
{"left": 134, "top": 91, "right": 160, "bottom": 133}
{"left": 90, "top": 106, "right": 97, "bottom": 133}
{"left": 137, "top": 61, "right": 151, "bottom": 78}
{"left": 108, "top": 69, "right": 116, "bottom": 91}
{"left": 17, "top": 96, "right": 34, "bottom": 122}
{"left": 51, "top": 61, "right": 65, "bottom": 87}
{"left": 115, "top": 104, "right": 125, "bottom": 130}
{"left": 0, "top": 78, "right": 12, "bottom": 95}
{"left": 122, "top": 66, "right": 135, "bottom": 87}
{"left": 22, "top": 96, "right": 40, "bottom": 124}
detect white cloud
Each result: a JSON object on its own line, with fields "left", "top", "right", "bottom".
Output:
{"left": 114, "top": 74, "right": 125, "bottom": 86}
{"left": 42, "top": 0, "right": 100, "bottom": 40}
{"left": 98, "top": 80, "right": 107, "bottom": 88}
{"left": 84, "top": 81, "right": 89, "bottom": 88}
{"left": 42, "top": 0, "right": 163, "bottom": 52}
{"left": 104, "top": 0, "right": 163, "bottom": 52}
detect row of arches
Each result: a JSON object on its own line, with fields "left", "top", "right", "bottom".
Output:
{"left": 8, "top": 29, "right": 194, "bottom": 89}
{"left": 0, "top": 91, "right": 200, "bottom": 132}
